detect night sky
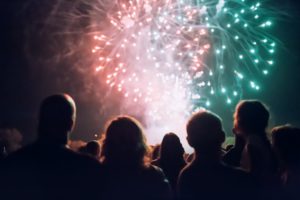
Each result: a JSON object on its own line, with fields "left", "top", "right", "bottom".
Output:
{"left": 1, "top": 0, "right": 300, "bottom": 145}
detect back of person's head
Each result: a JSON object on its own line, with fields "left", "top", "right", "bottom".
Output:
{"left": 186, "top": 111, "right": 225, "bottom": 154}
{"left": 272, "top": 125, "right": 300, "bottom": 167}
{"left": 234, "top": 100, "right": 269, "bottom": 135}
{"left": 85, "top": 140, "right": 101, "bottom": 158}
{"left": 101, "top": 116, "right": 148, "bottom": 167}
{"left": 160, "top": 132, "right": 184, "bottom": 162}
{"left": 38, "top": 94, "right": 76, "bottom": 145}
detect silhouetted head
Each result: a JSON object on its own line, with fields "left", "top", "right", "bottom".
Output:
{"left": 101, "top": 116, "right": 148, "bottom": 167}
{"left": 234, "top": 100, "right": 269, "bottom": 136}
{"left": 272, "top": 125, "right": 300, "bottom": 167}
{"left": 160, "top": 132, "right": 184, "bottom": 162}
{"left": 186, "top": 111, "right": 225, "bottom": 155}
{"left": 38, "top": 94, "right": 76, "bottom": 145}
{"left": 85, "top": 140, "right": 101, "bottom": 158}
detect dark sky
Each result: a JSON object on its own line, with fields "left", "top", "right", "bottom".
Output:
{"left": 0, "top": 0, "right": 300, "bottom": 144}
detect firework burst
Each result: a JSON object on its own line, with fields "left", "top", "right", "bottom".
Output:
{"left": 91, "top": 0, "right": 277, "bottom": 144}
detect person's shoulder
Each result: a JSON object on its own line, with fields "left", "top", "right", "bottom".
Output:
{"left": 63, "top": 147, "right": 102, "bottom": 166}
{"left": 222, "top": 162, "right": 255, "bottom": 184}
{"left": 181, "top": 161, "right": 195, "bottom": 173}
{"left": 145, "top": 164, "right": 171, "bottom": 193}
{"left": 151, "top": 158, "right": 161, "bottom": 167}
{"left": 3, "top": 144, "right": 36, "bottom": 163}
{"left": 222, "top": 163, "right": 260, "bottom": 200}
{"left": 143, "top": 164, "right": 169, "bottom": 182}
{"left": 0, "top": 144, "right": 40, "bottom": 177}
{"left": 177, "top": 162, "right": 196, "bottom": 197}
{"left": 178, "top": 161, "right": 195, "bottom": 182}
{"left": 222, "top": 162, "right": 248, "bottom": 174}
{"left": 145, "top": 164, "right": 164, "bottom": 175}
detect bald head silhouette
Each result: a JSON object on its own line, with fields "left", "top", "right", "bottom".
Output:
{"left": 38, "top": 94, "right": 76, "bottom": 145}
{"left": 186, "top": 111, "right": 225, "bottom": 154}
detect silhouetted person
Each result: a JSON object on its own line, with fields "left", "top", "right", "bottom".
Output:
{"left": 152, "top": 132, "right": 186, "bottom": 191}
{"left": 100, "top": 116, "right": 171, "bottom": 200}
{"left": 80, "top": 140, "right": 101, "bottom": 160}
{"left": 272, "top": 125, "right": 300, "bottom": 200}
{"left": 224, "top": 101, "right": 277, "bottom": 176}
{"left": 178, "top": 111, "right": 257, "bottom": 200}
{"left": 223, "top": 100, "right": 279, "bottom": 199}
{"left": 1, "top": 94, "right": 102, "bottom": 200}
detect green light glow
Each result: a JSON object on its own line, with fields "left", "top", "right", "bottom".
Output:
{"left": 263, "top": 70, "right": 269, "bottom": 75}
{"left": 221, "top": 88, "right": 226, "bottom": 93}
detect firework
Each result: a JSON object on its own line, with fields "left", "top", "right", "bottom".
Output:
{"left": 91, "top": 0, "right": 277, "bottom": 145}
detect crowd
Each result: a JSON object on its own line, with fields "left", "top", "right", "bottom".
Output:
{"left": 0, "top": 93, "right": 299, "bottom": 200}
